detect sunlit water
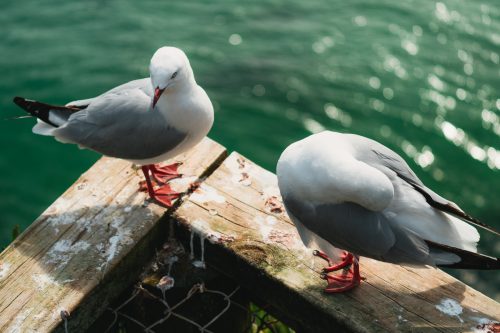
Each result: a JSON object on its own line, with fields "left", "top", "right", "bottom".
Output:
{"left": 0, "top": 0, "right": 498, "bottom": 299}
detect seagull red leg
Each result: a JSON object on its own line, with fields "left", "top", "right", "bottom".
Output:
{"left": 138, "top": 174, "right": 159, "bottom": 192}
{"left": 313, "top": 250, "right": 353, "bottom": 272}
{"left": 141, "top": 165, "right": 181, "bottom": 207}
{"left": 150, "top": 162, "right": 182, "bottom": 183}
{"left": 323, "top": 254, "right": 361, "bottom": 293}
{"left": 322, "top": 252, "right": 352, "bottom": 273}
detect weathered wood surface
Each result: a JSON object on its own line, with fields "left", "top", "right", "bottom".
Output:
{"left": 173, "top": 152, "right": 500, "bottom": 333}
{"left": 1, "top": 142, "right": 499, "bottom": 333}
{"left": 0, "top": 138, "right": 226, "bottom": 332}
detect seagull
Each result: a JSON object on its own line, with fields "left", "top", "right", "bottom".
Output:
{"left": 13, "top": 46, "right": 214, "bottom": 207}
{"left": 277, "top": 131, "right": 499, "bottom": 293}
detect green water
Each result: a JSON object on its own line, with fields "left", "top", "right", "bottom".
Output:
{"left": 1, "top": 0, "right": 498, "bottom": 299}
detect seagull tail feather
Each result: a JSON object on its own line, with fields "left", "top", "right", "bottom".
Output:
{"left": 427, "top": 240, "right": 500, "bottom": 270}
{"left": 12, "top": 96, "right": 82, "bottom": 127}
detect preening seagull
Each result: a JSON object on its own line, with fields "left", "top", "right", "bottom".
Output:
{"left": 277, "top": 131, "right": 499, "bottom": 293}
{"left": 13, "top": 46, "right": 214, "bottom": 207}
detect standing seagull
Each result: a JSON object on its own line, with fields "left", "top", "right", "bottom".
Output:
{"left": 277, "top": 131, "right": 499, "bottom": 293}
{"left": 13, "top": 47, "right": 214, "bottom": 207}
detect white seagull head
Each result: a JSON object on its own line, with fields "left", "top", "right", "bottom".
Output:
{"left": 149, "top": 46, "right": 194, "bottom": 108}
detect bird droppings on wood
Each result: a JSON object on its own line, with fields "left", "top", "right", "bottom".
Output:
{"left": 435, "top": 298, "right": 464, "bottom": 323}
{"left": 186, "top": 218, "right": 224, "bottom": 269}
{"left": 470, "top": 317, "right": 500, "bottom": 333}
{"left": 0, "top": 262, "right": 11, "bottom": 279}
{"left": 190, "top": 183, "right": 226, "bottom": 205}
{"left": 191, "top": 234, "right": 206, "bottom": 269}
{"left": 266, "top": 215, "right": 277, "bottom": 225}
{"left": 253, "top": 215, "right": 297, "bottom": 249}
{"left": 254, "top": 215, "right": 275, "bottom": 242}
{"left": 104, "top": 228, "right": 132, "bottom": 265}
{"left": 7, "top": 309, "right": 31, "bottom": 333}
{"left": 46, "top": 239, "right": 91, "bottom": 267}
{"left": 32, "top": 273, "right": 63, "bottom": 291}
{"left": 102, "top": 214, "right": 135, "bottom": 265}
{"left": 187, "top": 224, "right": 209, "bottom": 269}
{"left": 189, "top": 218, "right": 236, "bottom": 245}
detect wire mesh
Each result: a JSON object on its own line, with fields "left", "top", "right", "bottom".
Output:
{"left": 103, "top": 282, "right": 240, "bottom": 333}
{"left": 88, "top": 232, "right": 294, "bottom": 333}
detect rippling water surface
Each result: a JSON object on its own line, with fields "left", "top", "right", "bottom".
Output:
{"left": 1, "top": 0, "right": 498, "bottom": 299}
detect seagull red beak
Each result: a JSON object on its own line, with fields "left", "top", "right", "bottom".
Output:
{"left": 153, "top": 87, "right": 165, "bottom": 109}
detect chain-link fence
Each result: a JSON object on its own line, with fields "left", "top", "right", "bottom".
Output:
{"left": 88, "top": 234, "right": 294, "bottom": 333}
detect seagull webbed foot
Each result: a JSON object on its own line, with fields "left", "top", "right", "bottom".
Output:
{"left": 141, "top": 165, "right": 181, "bottom": 208}
{"left": 323, "top": 268, "right": 360, "bottom": 293}
{"left": 138, "top": 179, "right": 159, "bottom": 192}
{"left": 314, "top": 250, "right": 362, "bottom": 293}
{"left": 151, "top": 184, "right": 181, "bottom": 208}
{"left": 150, "top": 162, "right": 183, "bottom": 183}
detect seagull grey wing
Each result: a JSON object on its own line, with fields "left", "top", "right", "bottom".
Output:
{"left": 53, "top": 87, "right": 187, "bottom": 160}
{"left": 103, "top": 78, "right": 153, "bottom": 97}
{"left": 65, "top": 97, "right": 94, "bottom": 109}
{"left": 354, "top": 136, "right": 500, "bottom": 236}
{"left": 65, "top": 78, "right": 152, "bottom": 109}
{"left": 283, "top": 195, "right": 435, "bottom": 265}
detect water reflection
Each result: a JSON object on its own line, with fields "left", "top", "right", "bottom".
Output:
{"left": 1, "top": 0, "right": 499, "bottom": 300}
{"left": 437, "top": 119, "right": 500, "bottom": 170}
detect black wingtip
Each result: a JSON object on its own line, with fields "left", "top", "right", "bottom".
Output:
{"left": 13, "top": 96, "right": 38, "bottom": 112}
{"left": 12, "top": 96, "right": 59, "bottom": 126}
{"left": 427, "top": 240, "right": 500, "bottom": 270}
{"left": 13, "top": 96, "right": 26, "bottom": 108}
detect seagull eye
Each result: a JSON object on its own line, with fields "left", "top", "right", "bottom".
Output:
{"left": 171, "top": 71, "right": 178, "bottom": 79}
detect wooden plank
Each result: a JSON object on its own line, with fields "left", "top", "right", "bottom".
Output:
{"left": 0, "top": 138, "right": 226, "bottom": 333}
{"left": 172, "top": 152, "right": 500, "bottom": 333}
